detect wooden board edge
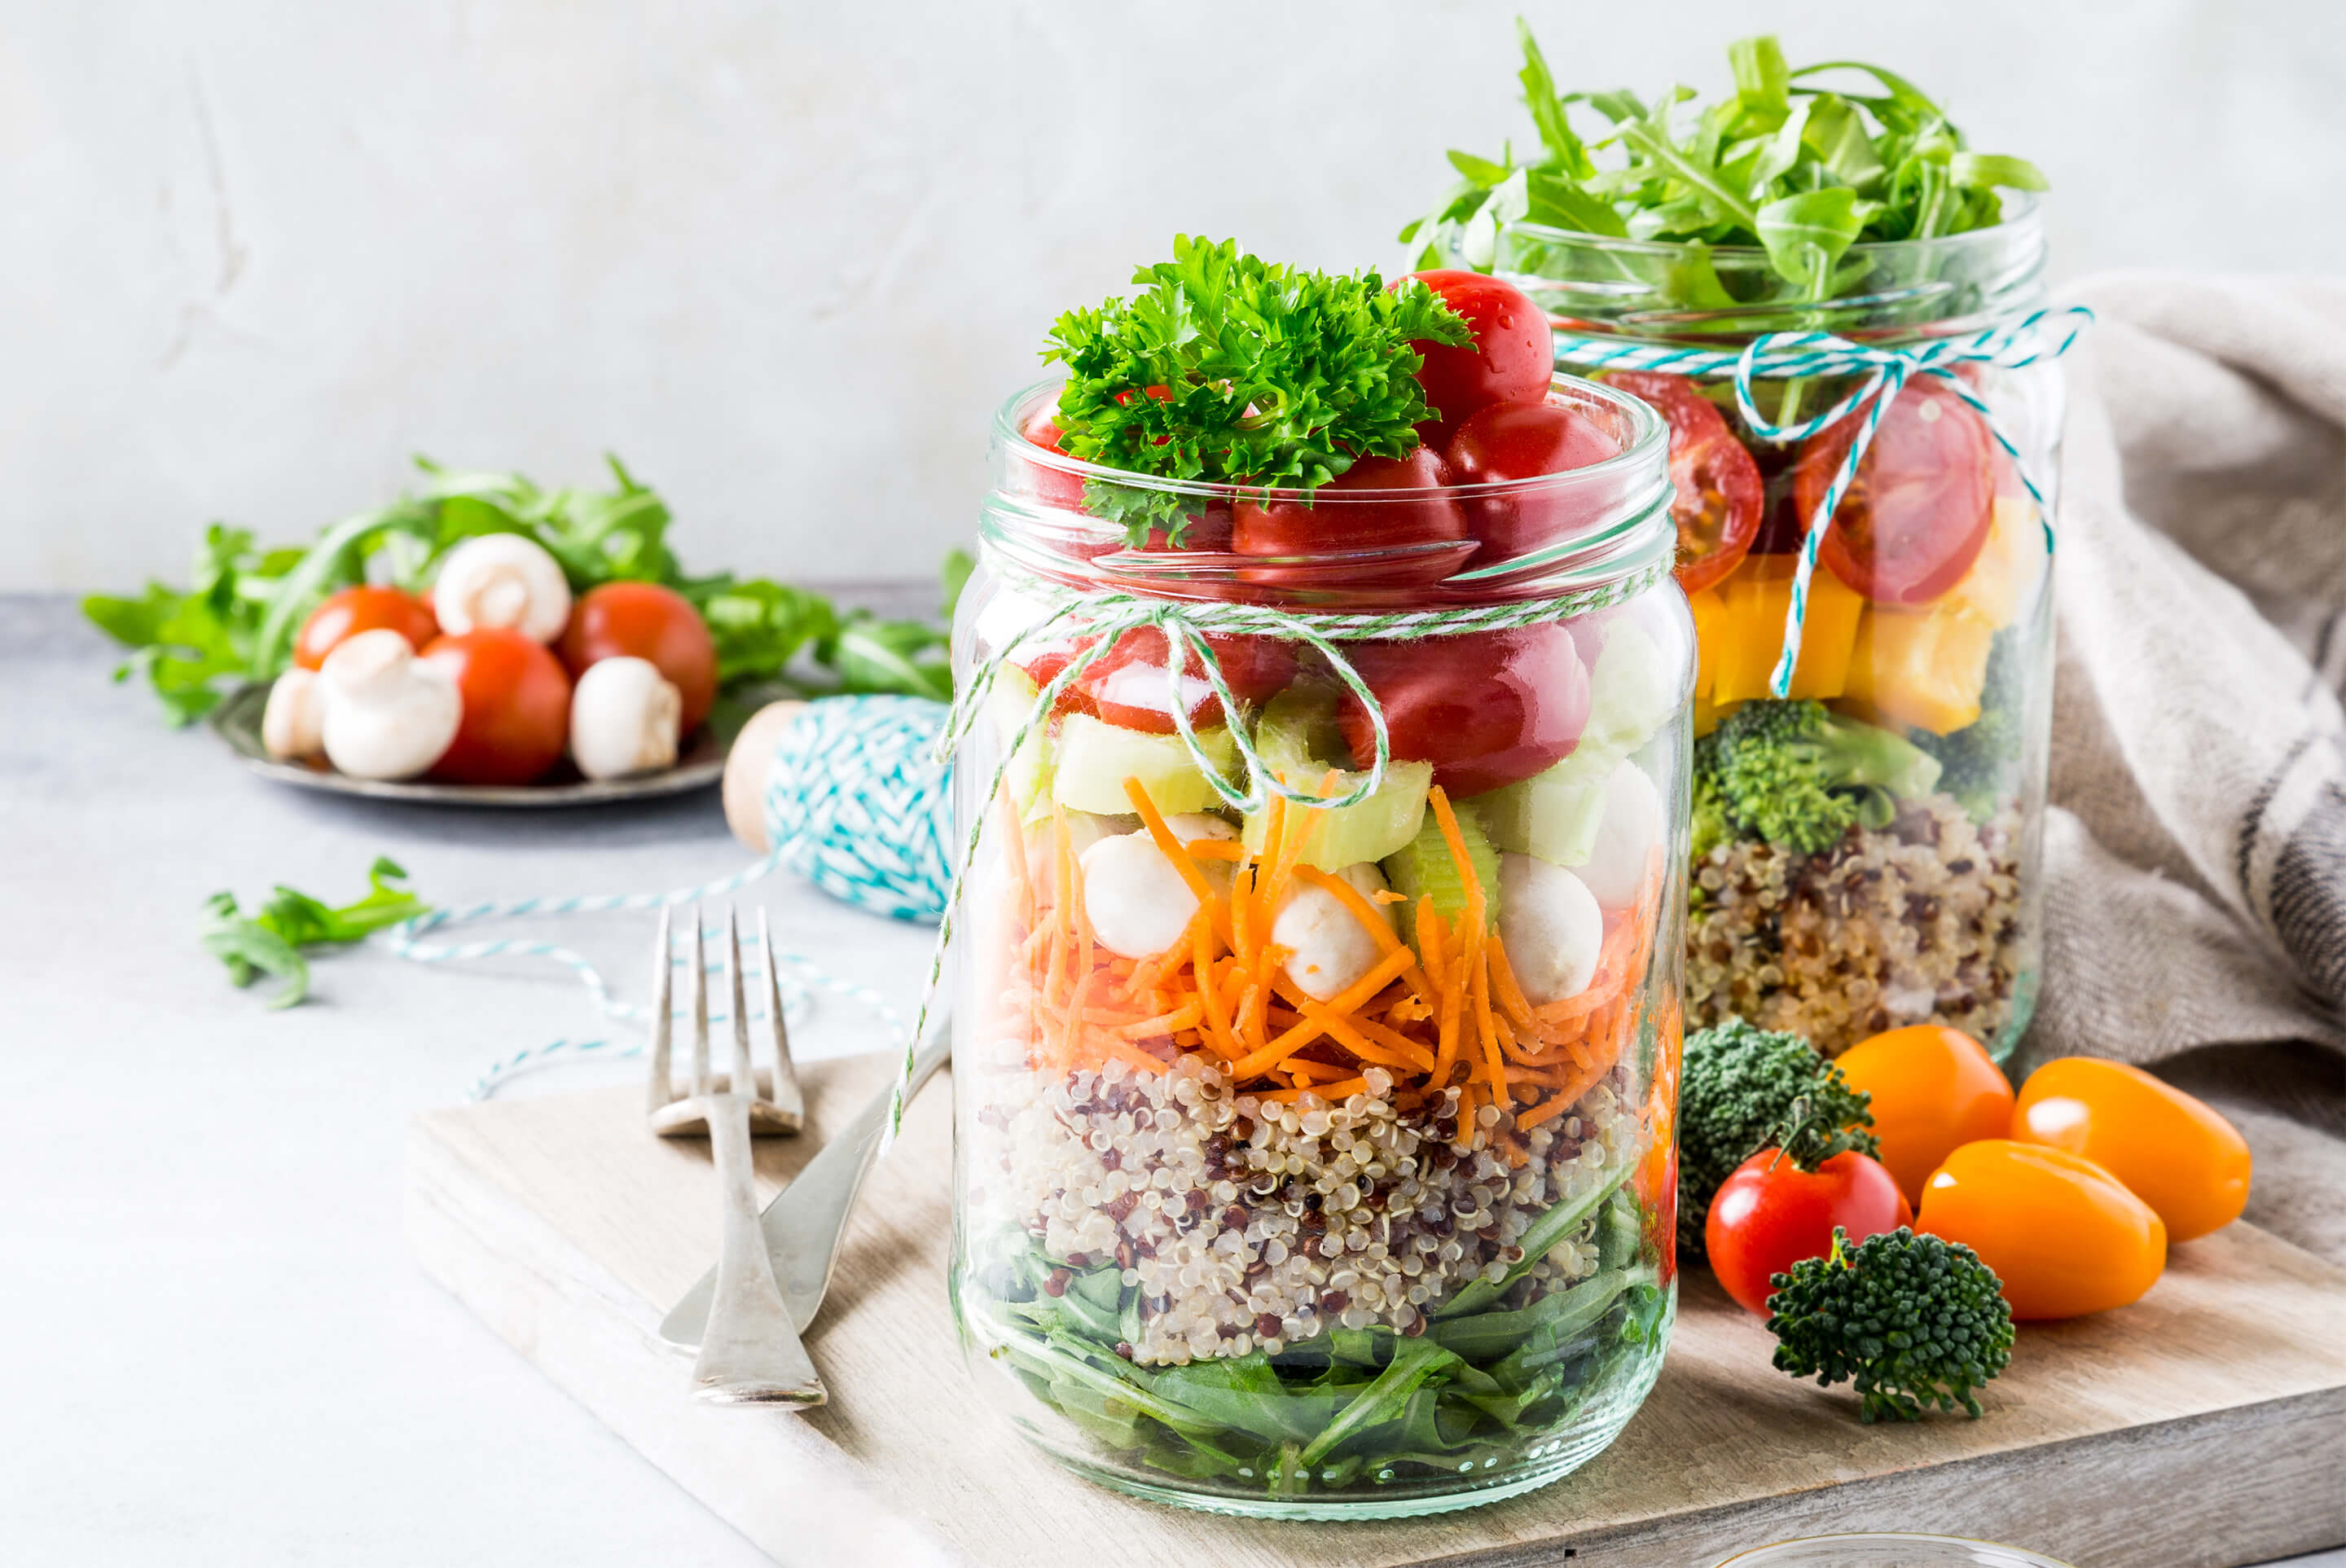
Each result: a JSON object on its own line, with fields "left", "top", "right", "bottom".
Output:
{"left": 403, "top": 1113, "right": 968, "bottom": 1568}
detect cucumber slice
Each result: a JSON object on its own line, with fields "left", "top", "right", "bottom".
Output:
{"left": 986, "top": 666, "right": 1054, "bottom": 816}
{"left": 1049, "top": 710, "right": 1241, "bottom": 817}
{"left": 1241, "top": 690, "right": 1433, "bottom": 872}
{"left": 1477, "top": 743, "right": 1623, "bottom": 869}
{"left": 1381, "top": 799, "right": 1501, "bottom": 941}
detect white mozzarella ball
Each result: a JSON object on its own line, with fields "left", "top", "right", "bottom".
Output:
{"left": 1272, "top": 863, "right": 1395, "bottom": 1001}
{"left": 1079, "top": 832, "right": 1202, "bottom": 959}
{"left": 1025, "top": 811, "right": 1129, "bottom": 904}
{"left": 1576, "top": 761, "right": 1664, "bottom": 910}
{"left": 1497, "top": 852, "right": 1605, "bottom": 1005}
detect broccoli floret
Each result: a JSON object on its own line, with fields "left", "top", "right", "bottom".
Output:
{"left": 1912, "top": 630, "right": 2027, "bottom": 822}
{"left": 1767, "top": 1228, "right": 2015, "bottom": 1422}
{"left": 1690, "top": 768, "right": 1731, "bottom": 864}
{"left": 1694, "top": 699, "right": 1944, "bottom": 855}
{"left": 1677, "top": 1019, "right": 1878, "bottom": 1259}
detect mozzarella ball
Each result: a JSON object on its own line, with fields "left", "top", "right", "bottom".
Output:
{"left": 1273, "top": 862, "right": 1395, "bottom": 1002}
{"left": 1576, "top": 761, "right": 1664, "bottom": 910}
{"left": 1497, "top": 852, "right": 1605, "bottom": 1005}
{"left": 1079, "top": 832, "right": 1202, "bottom": 960}
{"left": 1026, "top": 811, "right": 1129, "bottom": 906}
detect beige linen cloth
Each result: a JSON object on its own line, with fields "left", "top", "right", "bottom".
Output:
{"left": 2036, "top": 272, "right": 2346, "bottom": 1261}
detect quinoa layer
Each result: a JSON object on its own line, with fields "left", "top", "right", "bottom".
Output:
{"left": 1685, "top": 793, "right": 2025, "bottom": 1056}
{"left": 964, "top": 1053, "right": 1641, "bottom": 1367}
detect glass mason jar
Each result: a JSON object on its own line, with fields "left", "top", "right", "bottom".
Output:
{"left": 948, "top": 371, "right": 1691, "bottom": 1517}
{"left": 1500, "top": 203, "right": 2061, "bottom": 1060}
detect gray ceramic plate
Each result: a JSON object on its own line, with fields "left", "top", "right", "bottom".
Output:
{"left": 209, "top": 681, "right": 731, "bottom": 807}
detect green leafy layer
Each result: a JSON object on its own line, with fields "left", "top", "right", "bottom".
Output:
{"left": 200, "top": 856, "right": 430, "bottom": 1008}
{"left": 1040, "top": 236, "right": 1470, "bottom": 544}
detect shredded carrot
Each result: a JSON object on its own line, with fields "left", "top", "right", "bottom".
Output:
{"left": 1123, "top": 776, "right": 1229, "bottom": 943}
{"left": 1260, "top": 1074, "right": 1369, "bottom": 1104}
{"left": 1118, "top": 1002, "right": 1203, "bottom": 1039}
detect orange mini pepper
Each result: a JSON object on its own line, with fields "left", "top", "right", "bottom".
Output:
{"left": 1917, "top": 1140, "right": 2166, "bottom": 1320}
{"left": 2010, "top": 1057, "right": 2252, "bottom": 1242}
{"left": 1834, "top": 1025, "right": 2014, "bottom": 1206}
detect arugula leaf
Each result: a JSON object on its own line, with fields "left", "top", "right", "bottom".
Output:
{"left": 1040, "top": 235, "right": 1470, "bottom": 544}
{"left": 202, "top": 857, "right": 430, "bottom": 1007}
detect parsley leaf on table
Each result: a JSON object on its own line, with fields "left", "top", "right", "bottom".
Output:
{"left": 1040, "top": 236, "right": 1470, "bottom": 544}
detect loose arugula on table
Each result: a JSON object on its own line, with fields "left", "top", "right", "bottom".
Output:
{"left": 1039, "top": 235, "right": 1471, "bottom": 545}
{"left": 1400, "top": 26, "right": 2047, "bottom": 307}
{"left": 201, "top": 856, "right": 432, "bottom": 1008}
{"left": 85, "top": 457, "right": 966, "bottom": 724}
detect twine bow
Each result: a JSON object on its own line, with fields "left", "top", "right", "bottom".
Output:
{"left": 1552, "top": 305, "right": 2092, "bottom": 696}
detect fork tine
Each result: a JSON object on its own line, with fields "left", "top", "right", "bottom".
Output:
{"left": 689, "top": 904, "right": 712, "bottom": 1097}
{"left": 726, "top": 906, "right": 754, "bottom": 1100}
{"left": 648, "top": 905, "right": 674, "bottom": 1113}
{"left": 758, "top": 907, "right": 806, "bottom": 1125}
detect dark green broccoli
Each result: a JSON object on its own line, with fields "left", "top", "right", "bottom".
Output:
{"left": 1767, "top": 1227, "right": 2015, "bottom": 1422}
{"left": 1677, "top": 1019, "right": 1878, "bottom": 1259}
{"left": 1912, "top": 630, "right": 2027, "bottom": 822}
{"left": 1694, "top": 699, "right": 1943, "bottom": 855}
{"left": 1691, "top": 767, "right": 1731, "bottom": 864}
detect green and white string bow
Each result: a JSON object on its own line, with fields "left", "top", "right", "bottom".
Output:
{"left": 877, "top": 553, "right": 1673, "bottom": 1149}
{"left": 1551, "top": 304, "right": 2093, "bottom": 696}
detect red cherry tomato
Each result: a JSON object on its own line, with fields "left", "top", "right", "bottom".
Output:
{"left": 1021, "top": 629, "right": 1298, "bottom": 734}
{"left": 1445, "top": 398, "right": 1621, "bottom": 560}
{"left": 557, "top": 582, "right": 720, "bottom": 733}
{"left": 1232, "top": 446, "right": 1470, "bottom": 586}
{"left": 1402, "top": 270, "right": 1555, "bottom": 439}
{"left": 1705, "top": 1149, "right": 1914, "bottom": 1316}
{"left": 1015, "top": 412, "right": 1089, "bottom": 513}
{"left": 1794, "top": 379, "right": 1996, "bottom": 604}
{"left": 293, "top": 586, "right": 440, "bottom": 670}
{"left": 1600, "top": 371, "right": 1764, "bottom": 595}
{"left": 421, "top": 630, "right": 573, "bottom": 785}
{"left": 1337, "top": 621, "right": 1588, "bottom": 797}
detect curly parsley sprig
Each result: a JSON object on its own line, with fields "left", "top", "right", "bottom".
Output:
{"left": 1040, "top": 236, "right": 1470, "bottom": 544}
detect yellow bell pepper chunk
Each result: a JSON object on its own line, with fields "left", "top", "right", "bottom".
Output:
{"left": 1843, "top": 602, "right": 1997, "bottom": 736}
{"left": 1685, "top": 586, "right": 1725, "bottom": 701}
{"left": 1692, "top": 691, "right": 1738, "bottom": 738}
{"left": 1708, "top": 555, "right": 1865, "bottom": 705}
{"left": 1944, "top": 496, "right": 2047, "bottom": 629}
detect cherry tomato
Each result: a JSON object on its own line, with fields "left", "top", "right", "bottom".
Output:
{"left": 1600, "top": 371, "right": 1764, "bottom": 595}
{"left": 1794, "top": 380, "right": 1996, "bottom": 604}
{"left": 293, "top": 586, "right": 440, "bottom": 670}
{"left": 1706, "top": 1149, "right": 1913, "bottom": 1315}
{"left": 1834, "top": 1026, "right": 2015, "bottom": 1206}
{"left": 1402, "top": 270, "right": 1555, "bottom": 438}
{"left": 1918, "top": 1140, "right": 2167, "bottom": 1320}
{"left": 1336, "top": 621, "right": 1588, "bottom": 797}
{"left": 557, "top": 582, "right": 720, "bottom": 734}
{"left": 1070, "top": 628, "right": 1299, "bottom": 734}
{"left": 1015, "top": 412, "right": 1089, "bottom": 513}
{"left": 1445, "top": 399, "right": 1621, "bottom": 560}
{"left": 1232, "top": 446, "right": 1470, "bottom": 586}
{"left": 2010, "top": 1058, "right": 2251, "bottom": 1242}
{"left": 420, "top": 629, "right": 573, "bottom": 785}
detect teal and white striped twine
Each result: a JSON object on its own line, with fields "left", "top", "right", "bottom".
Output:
{"left": 403, "top": 696, "right": 954, "bottom": 1100}
{"left": 1551, "top": 305, "right": 2093, "bottom": 698}
{"left": 873, "top": 554, "right": 1674, "bottom": 1152}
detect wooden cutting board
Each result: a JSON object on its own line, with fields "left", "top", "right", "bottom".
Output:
{"left": 405, "top": 1052, "right": 2346, "bottom": 1568}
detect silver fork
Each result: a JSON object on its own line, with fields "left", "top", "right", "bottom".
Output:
{"left": 647, "top": 904, "right": 824, "bottom": 1407}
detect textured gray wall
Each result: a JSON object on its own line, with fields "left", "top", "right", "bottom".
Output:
{"left": 4, "top": 0, "right": 2335, "bottom": 590}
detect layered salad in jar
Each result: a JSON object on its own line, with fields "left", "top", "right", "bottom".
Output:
{"left": 1404, "top": 32, "right": 2058, "bottom": 1056}
{"left": 951, "top": 242, "right": 1689, "bottom": 1512}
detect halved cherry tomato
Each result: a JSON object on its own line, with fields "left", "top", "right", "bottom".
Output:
{"left": 1445, "top": 399, "right": 1620, "bottom": 560}
{"left": 1070, "top": 628, "right": 1299, "bottom": 734}
{"left": 1917, "top": 1140, "right": 2167, "bottom": 1320}
{"left": 1232, "top": 446, "right": 1470, "bottom": 586}
{"left": 1600, "top": 371, "right": 1764, "bottom": 595}
{"left": 293, "top": 586, "right": 440, "bottom": 670}
{"left": 1336, "top": 621, "right": 1588, "bottom": 797}
{"left": 2010, "top": 1058, "right": 2251, "bottom": 1242}
{"left": 420, "top": 629, "right": 573, "bottom": 785}
{"left": 1794, "top": 380, "right": 1996, "bottom": 604}
{"left": 1834, "top": 1025, "right": 2014, "bottom": 1206}
{"left": 1015, "top": 412, "right": 1090, "bottom": 513}
{"left": 557, "top": 582, "right": 720, "bottom": 733}
{"left": 1707, "top": 1148, "right": 1913, "bottom": 1315}
{"left": 1402, "top": 271, "right": 1555, "bottom": 439}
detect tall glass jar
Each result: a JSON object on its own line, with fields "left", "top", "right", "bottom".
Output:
{"left": 1500, "top": 204, "right": 2062, "bottom": 1060}
{"left": 948, "top": 371, "right": 1690, "bottom": 1517}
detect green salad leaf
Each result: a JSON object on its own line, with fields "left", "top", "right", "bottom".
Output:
{"left": 201, "top": 856, "right": 432, "bottom": 1008}
{"left": 1039, "top": 235, "right": 1470, "bottom": 545}
{"left": 1401, "top": 26, "right": 2046, "bottom": 301}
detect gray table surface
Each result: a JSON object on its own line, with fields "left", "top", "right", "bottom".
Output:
{"left": 4, "top": 592, "right": 2338, "bottom": 1568}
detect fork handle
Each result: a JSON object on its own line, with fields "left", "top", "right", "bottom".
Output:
{"left": 692, "top": 1094, "right": 827, "bottom": 1407}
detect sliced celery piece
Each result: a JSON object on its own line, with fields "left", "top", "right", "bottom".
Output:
{"left": 1381, "top": 799, "right": 1500, "bottom": 940}
{"left": 1049, "top": 710, "right": 1241, "bottom": 818}
{"left": 1241, "top": 690, "right": 1432, "bottom": 872}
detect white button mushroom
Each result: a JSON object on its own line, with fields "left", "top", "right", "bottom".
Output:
{"left": 569, "top": 656, "right": 682, "bottom": 780}
{"left": 318, "top": 628, "right": 463, "bottom": 780}
{"left": 431, "top": 534, "right": 573, "bottom": 643}
{"left": 1575, "top": 761, "right": 1664, "bottom": 911}
{"left": 1079, "top": 831, "right": 1204, "bottom": 959}
{"left": 261, "top": 668, "right": 327, "bottom": 762}
{"left": 1497, "top": 851, "right": 1605, "bottom": 1005}
{"left": 1272, "top": 862, "right": 1396, "bottom": 1001}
